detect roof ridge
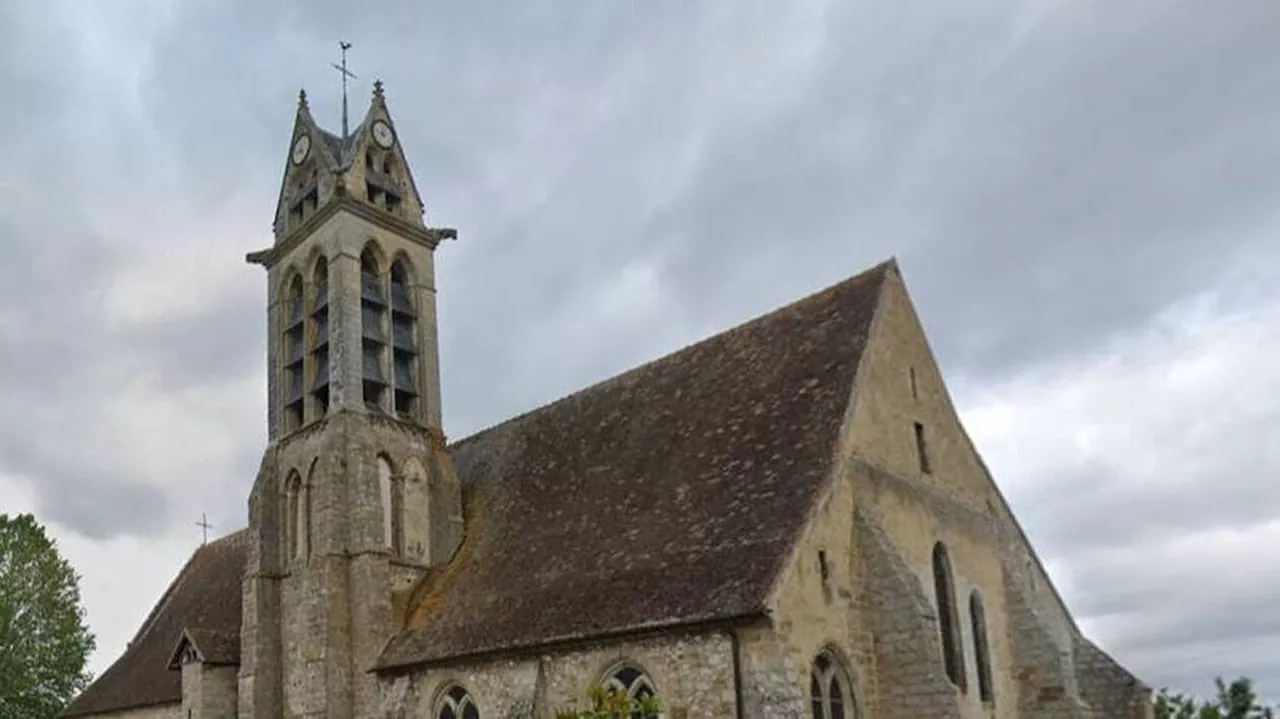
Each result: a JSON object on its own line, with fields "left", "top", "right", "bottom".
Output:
{"left": 124, "top": 529, "right": 248, "bottom": 655}
{"left": 448, "top": 259, "right": 896, "bottom": 453}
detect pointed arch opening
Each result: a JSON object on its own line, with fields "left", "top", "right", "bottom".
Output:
{"left": 970, "top": 591, "right": 994, "bottom": 703}
{"left": 360, "top": 246, "right": 389, "bottom": 411}
{"left": 402, "top": 457, "right": 429, "bottom": 561}
{"left": 283, "top": 471, "right": 303, "bottom": 562}
{"left": 309, "top": 255, "right": 331, "bottom": 418}
{"left": 932, "top": 542, "right": 967, "bottom": 692}
{"left": 600, "top": 661, "right": 659, "bottom": 718}
{"left": 389, "top": 257, "right": 418, "bottom": 420}
{"left": 282, "top": 272, "right": 305, "bottom": 432}
{"left": 377, "top": 455, "right": 404, "bottom": 555}
{"left": 809, "top": 646, "right": 857, "bottom": 719}
{"left": 434, "top": 684, "right": 479, "bottom": 719}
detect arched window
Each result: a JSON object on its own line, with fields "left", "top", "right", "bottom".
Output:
{"left": 435, "top": 684, "right": 478, "bottom": 719}
{"left": 282, "top": 273, "right": 305, "bottom": 432}
{"left": 970, "top": 591, "right": 994, "bottom": 702}
{"left": 377, "top": 456, "right": 403, "bottom": 555}
{"left": 389, "top": 258, "right": 418, "bottom": 419}
{"left": 932, "top": 542, "right": 967, "bottom": 691}
{"left": 601, "top": 662, "right": 658, "bottom": 718}
{"left": 360, "top": 247, "right": 388, "bottom": 410}
{"left": 810, "top": 648, "right": 856, "bottom": 719}
{"left": 283, "top": 471, "right": 303, "bottom": 561}
{"left": 309, "top": 256, "right": 330, "bottom": 418}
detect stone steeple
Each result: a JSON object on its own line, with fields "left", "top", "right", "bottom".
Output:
{"left": 238, "top": 83, "right": 463, "bottom": 718}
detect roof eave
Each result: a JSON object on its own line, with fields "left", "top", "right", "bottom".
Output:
{"left": 371, "top": 609, "right": 769, "bottom": 676}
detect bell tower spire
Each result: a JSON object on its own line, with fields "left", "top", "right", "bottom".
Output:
{"left": 239, "top": 83, "right": 463, "bottom": 718}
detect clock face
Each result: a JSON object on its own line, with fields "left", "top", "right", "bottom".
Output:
{"left": 372, "top": 120, "right": 394, "bottom": 149}
{"left": 291, "top": 134, "right": 311, "bottom": 165}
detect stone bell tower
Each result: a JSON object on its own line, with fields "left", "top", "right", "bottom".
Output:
{"left": 238, "top": 82, "right": 464, "bottom": 718}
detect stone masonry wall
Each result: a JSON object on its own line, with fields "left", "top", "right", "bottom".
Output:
{"left": 840, "top": 264, "right": 1150, "bottom": 715}
{"left": 245, "top": 370, "right": 463, "bottom": 717}
{"left": 856, "top": 511, "right": 962, "bottom": 719}
{"left": 735, "top": 625, "right": 806, "bottom": 718}
{"left": 239, "top": 447, "right": 284, "bottom": 718}
{"left": 1074, "top": 637, "right": 1155, "bottom": 719}
{"left": 1000, "top": 563, "right": 1092, "bottom": 718}
{"left": 181, "top": 662, "right": 237, "bottom": 719}
{"left": 753, "top": 428, "right": 877, "bottom": 718}
{"left": 853, "top": 460, "right": 1019, "bottom": 718}
{"left": 381, "top": 630, "right": 738, "bottom": 719}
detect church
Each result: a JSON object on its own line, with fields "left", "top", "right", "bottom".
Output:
{"left": 61, "top": 84, "right": 1153, "bottom": 719}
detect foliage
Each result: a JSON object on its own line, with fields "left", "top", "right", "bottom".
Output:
{"left": 553, "top": 683, "right": 663, "bottom": 719}
{"left": 1154, "top": 677, "right": 1277, "bottom": 719}
{"left": 0, "top": 513, "right": 96, "bottom": 718}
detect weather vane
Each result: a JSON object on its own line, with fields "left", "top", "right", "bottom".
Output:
{"left": 332, "top": 41, "right": 357, "bottom": 138}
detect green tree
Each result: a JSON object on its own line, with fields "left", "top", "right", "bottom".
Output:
{"left": 0, "top": 513, "right": 96, "bottom": 718}
{"left": 1154, "top": 677, "right": 1277, "bottom": 719}
{"left": 554, "top": 683, "right": 663, "bottom": 719}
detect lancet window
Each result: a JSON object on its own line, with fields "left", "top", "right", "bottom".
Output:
{"left": 932, "top": 542, "right": 967, "bottom": 691}
{"left": 971, "top": 590, "right": 994, "bottom": 702}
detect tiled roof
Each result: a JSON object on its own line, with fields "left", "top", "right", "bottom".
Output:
{"left": 378, "top": 261, "right": 891, "bottom": 669}
{"left": 60, "top": 530, "right": 247, "bottom": 717}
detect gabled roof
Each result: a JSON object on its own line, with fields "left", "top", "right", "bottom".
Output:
{"left": 61, "top": 530, "right": 247, "bottom": 717}
{"left": 377, "top": 260, "right": 893, "bottom": 670}
{"left": 166, "top": 627, "right": 241, "bottom": 670}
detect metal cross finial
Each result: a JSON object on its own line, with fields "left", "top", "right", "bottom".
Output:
{"left": 196, "top": 512, "right": 213, "bottom": 545}
{"left": 331, "top": 41, "right": 357, "bottom": 138}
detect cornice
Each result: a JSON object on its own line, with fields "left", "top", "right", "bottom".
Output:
{"left": 247, "top": 196, "right": 457, "bottom": 268}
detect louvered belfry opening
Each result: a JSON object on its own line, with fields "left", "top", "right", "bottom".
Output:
{"left": 389, "top": 259, "right": 418, "bottom": 419}
{"left": 309, "top": 256, "right": 331, "bottom": 417}
{"left": 282, "top": 274, "right": 306, "bottom": 431}
{"left": 361, "top": 248, "right": 388, "bottom": 411}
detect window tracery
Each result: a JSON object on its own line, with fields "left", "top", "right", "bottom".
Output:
{"left": 809, "top": 648, "right": 856, "bottom": 719}
{"left": 601, "top": 662, "right": 659, "bottom": 718}
{"left": 435, "top": 684, "right": 479, "bottom": 719}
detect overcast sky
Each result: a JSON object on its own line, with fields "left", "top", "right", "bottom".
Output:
{"left": 2, "top": 0, "right": 1278, "bottom": 705}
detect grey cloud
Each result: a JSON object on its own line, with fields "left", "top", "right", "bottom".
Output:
{"left": 129, "top": 293, "right": 267, "bottom": 392}
{"left": 0, "top": 202, "right": 171, "bottom": 539}
{"left": 642, "top": 0, "right": 1280, "bottom": 383}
